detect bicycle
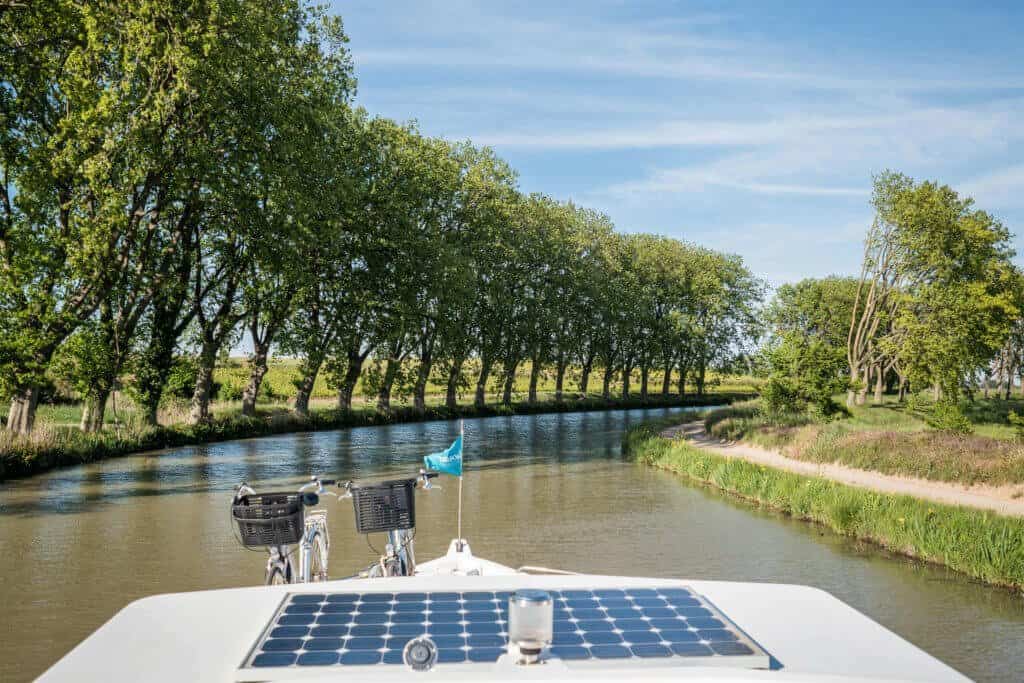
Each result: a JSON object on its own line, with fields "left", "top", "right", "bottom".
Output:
{"left": 232, "top": 475, "right": 337, "bottom": 585}
{"left": 231, "top": 470, "right": 438, "bottom": 584}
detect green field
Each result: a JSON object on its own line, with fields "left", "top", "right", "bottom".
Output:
{"left": 8, "top": 358, "right": 762, "bottom": 429}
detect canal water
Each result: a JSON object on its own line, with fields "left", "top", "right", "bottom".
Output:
{"left": 2, "top": 407, "right": 1023, "bottom": 681}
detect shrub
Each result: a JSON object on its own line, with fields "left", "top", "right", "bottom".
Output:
{"left": 216, "top": 381, "right": 244, "bottom": 401}
{"left": 1008, "top": 411, "right": 1024, "bottom": 441}
{"left": 761, "top": 376, "right": 805, "bottom": 414}
{"left": 164, "top": 357, "right": 199, "bottom": 400}
{"left": 927, "top": 401, "right": 973, "bottom": 435}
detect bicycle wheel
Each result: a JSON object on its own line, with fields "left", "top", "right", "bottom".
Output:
{"left": 266, "top": 562, "right": 291, "bottom": 585}
{"left": 308, "top": 532, "right": 328, "bottom": 582}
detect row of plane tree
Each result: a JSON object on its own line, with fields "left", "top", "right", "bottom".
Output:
{"left": 1, "top": 0, "right": 761, "bottom": 433}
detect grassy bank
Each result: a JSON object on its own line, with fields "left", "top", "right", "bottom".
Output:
{"left": 0, "top": 393, "right": 747, "bottom": 481}
{"left": 624, "top": 419, "right": 1024, "bottom": 590}
{"left": 704, "top": 399, "right": 1024, "bottom": 486}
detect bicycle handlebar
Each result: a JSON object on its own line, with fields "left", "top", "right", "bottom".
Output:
{"left": 235, "top": 470, "right": 439, "bottom": 503}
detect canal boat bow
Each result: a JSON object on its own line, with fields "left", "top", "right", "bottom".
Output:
{"left": 40, "top": 538, "right": 967, "bottom": 682}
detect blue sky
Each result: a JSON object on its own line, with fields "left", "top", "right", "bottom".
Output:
{"left": 331, "top": 0, "right": 1024, "bottom": 288}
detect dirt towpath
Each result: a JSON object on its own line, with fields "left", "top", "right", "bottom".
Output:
{"left": 661, "top": 421, "right": 1024, "bottom": 517}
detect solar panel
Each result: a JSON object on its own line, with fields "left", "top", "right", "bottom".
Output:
{"left": 239, "top": 587, "right": 770, "bottom": 672}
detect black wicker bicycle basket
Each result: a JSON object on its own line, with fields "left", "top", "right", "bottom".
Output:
{"left": 351, "top": 478, "right": 417, "bottom": 534}
{"left": 231, "top": 492, "right": 305, "bottom": 547}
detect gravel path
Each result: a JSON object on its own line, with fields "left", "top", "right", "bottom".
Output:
{"left": 661, "top": 421, "right": 1024, "bottom": 517}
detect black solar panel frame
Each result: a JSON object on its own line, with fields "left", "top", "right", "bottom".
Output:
{"left": 239, "top": 586, "right": 769, "bottom": 673}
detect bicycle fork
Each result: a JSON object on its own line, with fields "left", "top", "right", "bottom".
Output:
{"left": 385, "top": 528, "right": 416, "bottom": 576}
{"left": 299, "top": 511, "right": 329, "bottom": 583}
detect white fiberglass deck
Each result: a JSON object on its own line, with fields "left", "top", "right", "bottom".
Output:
{"left": 40, "top": 572, "right": 967, "bottom": 682}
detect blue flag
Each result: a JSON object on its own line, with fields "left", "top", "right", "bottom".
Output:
{"left": 424, "top": 435, "right": 462, "bottom": 477}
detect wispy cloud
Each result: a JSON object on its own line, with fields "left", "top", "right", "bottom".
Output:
{"left": 469, "top": 100, "right": 1024, "bottom": 151}
{"left": 352, "top": 2, "right": 1024, "bottom": 94}
{"left": 595, "top": 99, "right": 1024, "bottom": 200}
{"left": 961, "top": 164, "right": 1024, "bottom": 210}
{"left": 337, "top": 0, "right": 1024, "bottom": 284}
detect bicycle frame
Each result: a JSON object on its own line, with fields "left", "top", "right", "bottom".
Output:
{"left": 386, "top": 528, "right": 416, "bottom": 576}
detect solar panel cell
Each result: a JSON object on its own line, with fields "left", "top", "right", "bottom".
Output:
{"left": 553, "top": 632, "right": 585, "bottom": 646}
{"left": 270, "top": 626, "right": 309, "bottom": 638}
{"left": 252, "top": 653, "right": 297, "bottom": 667}
{"left": 584, "top": 632, "right": 622, "bottom": 645}
{"left": 431, "top": 636, "right": 468, "bottom": 649}
{"left": 659, "top": 630, "right": 699, "bottom": 643}
{"left": 591, "top": 644, "right": 631, "bottom": 659}
{"left": 347, "top": 637, "right": 386, "bottom": 650}
{"left": 278, "top": 614, "right": 315, "bottom": 626}
{"left": 699, "top": 629, "right": 739, "bottom": 642}
{"left": 340, "top": 651, "right": 382, "bottom": 665}
{"left": 576, "top": 619, "right": 614, "bottom": 632}
{"left": 570, "top": 609, "right": 605, "bottom": 621}
{"left": 297, "top": 652, "right": 339, "bottom": 666}
{"left": 351, "top": 625, "right": 388, "bottom": 637}
{"left": 391, "top": 612, "right": 426, "bottom": 623}
{"left": 351, "top": 612, "right": 389, "bottom": 624}
{"left": 303, "top": 638, "right": 343, "bottom": 651}
{"left": 321, "top": 602, "right": 356, "bottom": 613}
{"left": 631, "top": 644, "right": 672, "bottom": 658}
{"left": 711, "top": 642, "right": 754, "bottom": 656}
{"left": 670, "top": 643, "right": 713, "bottom": 657}
{"left": 622, "top": 630, "right": 661, "bottom": 644}
{"left": 262, "top": 638, "right": 303, "bottom": 652}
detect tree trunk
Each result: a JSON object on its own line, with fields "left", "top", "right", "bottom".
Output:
{"left": 528, "top": 358, "right": 541, "bottom": 403}
{"left": 445, "top": 357, "right": 464, "bottom": 410}
{"left": 554, "top": 354, "right": 567, "bottom": 402}
{"left": 502, "top": 361, "right": 518, "bottom": 406}
{"left": 622, "top": 363, "right": 632, "bottom": 399}
{"left": 7, "top": 386, "right": 40, "bottom": 435}
{"left": 677, "top": 364, "right": 687, "bottom": 397}
{"left": 377, "top": 357, "right": 400, "bottom": 412}
{"left": 846, "top": 367, "right": 859, "bottom": 407}
{"left": 855, "top": 366, "right": 868, "bottom": 405}
{"left": 1005, "top": 364, "right": 1015, "bottom": 400}
{"left": 190, "top": 349, "right": 217, "bottom": 424}
{"left": 80, "top": 388, "right": 111, "bottom": 433}
{"left": 661, "top": 361, "right": 672, "bottom": 397}
{"left": 413, "top": 353, "right": 432, "bottom": 413}
{"left": 602, "top": 365, "right": 614, "bottom": 399}
{"left": 696, "top": 359, "right": 706, "bottom": 396}
{"left": 898, "top": 377, "right": 907, "bottom": 402}
{"left": 241, "top": 342, "right": 270, "bottom": 417}
{"left": 640, "top": 362, "right": 649, "bottom": 400}
{"left": 336, "top": 351, "right": 366, "bottom": 412}
{"left": 579, "top": 360, "right": 592, "bottom": 396}
{"left": 293, "top": 357, "right": 323, "bottom": 417}
{"left": 872, "top": 364, "right": 884, "bottom": 404}
{"left": 474, "top": 357, "right": 492, "bottom": 408}
{"left": 932, "top": 383, "right": 941, "bottom": 402}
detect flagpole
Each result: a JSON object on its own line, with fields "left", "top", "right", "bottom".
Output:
{"left": 457, "top": 419, "right": 464, "bottom": 550}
